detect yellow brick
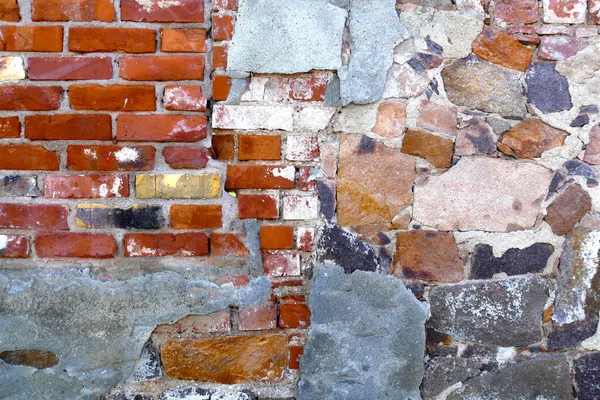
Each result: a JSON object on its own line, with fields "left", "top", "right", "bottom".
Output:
{"left": 136, "top": 175, "right": 157, "bottom": 199}
{"left": 203, "top": 174, "right": 222, "bottom": 198}
{"left": 135, "top": 174, "right": 222, "bottom": 199}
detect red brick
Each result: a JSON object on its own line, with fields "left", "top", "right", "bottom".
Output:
{"left": 211, "top": 233, "right": 249, "bottom": 257}
{"left": 279, "top": 304, "right": 310, "bottom": 329}
{"left": 214, "top": 274, "right": 249, "bottom": 287}
{"left": 163, "top": 147, "right": 210, "bottom": 169}
{"left": 0, "top": 117, "right": 20, "bottom": 139}
{"left": 44, "top": 174, "right": 129, "bottom": 198}
{"left": 212, "top": 135, "right": 234, "bottom": 160}
{"left": 36, "top": 233, "right": 116, "bottom": 258}
{"left": 67, "top": 145, "right": 155, "bottom": 171}
{"left": 289, "top": 345, "right": 303, "bottom": 369}
{"left": 0, "top": 235, "right": 28, "bottom": 258}
{"left": 28, "top": 57, "right": 112, "bottom": 80}
{"left": 25, "top": 115, "right": 112, "bottom": 141}
{"left": 213, "top": 0, "right": 237, "bottom": 11}
{"left": 297, "top": 228, "right": 314, "bottom": 251}
{"left": 117, "top": 115, "right": 207, "bottom": 142}
{"left": 238, "top": 194, "right": 279, "bottom": 219}
{"left": 32, "top": 0, "right": 115, "bottom": 21}
{"left": 494, "top": 0, "right": 539, "bottom": 24}
{"left": 289, "top": 78, "right": 327, "bottom": 101}
{"left": 161, "top": 29, "right": 207, "bottom": 53}
{"left": 0, "top": 0, "right": 20, "bottom": 21}
{"left": 238, "top": 305, "right": 278, "bottom": 331}
{"left": 0, "top": 86, "right": 61, "bottom": 111}
{"left": 69, "top": 85, "right": 156, "bottom": 111}
{"left": 121, "top": 0, "right": 204, "bottom": 22}
{"left": 212, "top": 45, "right": 227, "bottom": 71}
{"left": 238, "top": 135, "right": 281, "bottom": 160}
{"left": 260, "top": 225, "right": 294, "bottom": 250}
{"left": 120, "top": 56, "right": 205, "bottom": 81}
{"left": 170, "top": 205, "right": 222, "bottom": 229}
{"left": 226, "top": 166, "right": 295, "bottom": 190}
{"left": 0, "top": 26, "right": 62, "bottom": 52}
{"left": 164, "top": 86, "right": 207, "bottom": 112}
{"left": 0, "top": 204, "right": 68, "bottom": 230}
{"left": 298, "top": 167, "right": 316, "bottom": 192}
{"left": 263, "top": 251, "right": 301, "bottom": 277}
{"left": 68, "top": 27, "right": 156, "bottom": 53}
{"left": 154, "top": 311, "right": 231, "bottom": 334}
{"left": 213, "top": 75, "right": 232, "bottom": 101}
{"left": 212, "top": 15, "right": 235, "bottom": 41}
{"left": 0, "top": 145, "right": 59, "bottom": 170}
{"left": 272, "top": 279, "right": 303, "bottom": 288}
{"left": 125, "top": 233, "right": 208, "bottom": 257}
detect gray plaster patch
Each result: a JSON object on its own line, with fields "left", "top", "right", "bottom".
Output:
{"left": 227, "top": 0, "right": 347, "bottom": 74}
{"left": 297, "top": 265, "right": 427, "bottom": 400}
{"left": 0, "top": 269, "right": 270, "bottom": 399}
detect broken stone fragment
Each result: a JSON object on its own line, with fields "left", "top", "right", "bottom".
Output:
{"left": 525, "top": 62, "right": 572, "bottom": 114}
{"left": 472, "top": 26, "right": 533, "bottom": 72}
{"left": 584, "top": 126, "right": 600, "bottom": 165}
{"left": 470, "top": 243, "right": 553, "bottom": 279}
{"left": 547, "top": 316, "right": 599, "bottom": 350}
{"left": 545, "top": 183, "right": 592, "bottom": 236}
{"left": 455, "top": 118, "right": 496, "bottom": 156}
{"left": 0, "top": 350, "right": 59, "bottom": 369}
{"left": 317, "top": 222, "right": 378, "bottom": 273}
{"left": 372, "top": 101, "right": 407, "bottom": 138}
{"left": 416, "top": 100, "right": 457, "bottom": 138}
{"left": 498, "top": 119, "right": 568, "bottom": 159}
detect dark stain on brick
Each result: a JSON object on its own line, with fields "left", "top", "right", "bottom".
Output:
{"left": 77, "top": 205, "right": 163, "bottom": 229}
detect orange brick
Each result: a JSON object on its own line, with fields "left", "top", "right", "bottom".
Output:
{"left": 238, "top": 194, "right": 279, "bottom": 219}
{"left": 25, "top": 115, "right": 112, "bottom": 141}
{"left": 212, "top": 135, "right": 234, "bottom": 160}
{"left": 260, "top": 226, "right": 294, "bottom": 249}
{"left": 124, "top": 233, "right": 209, "bottom": 257}
{"left": 69, "top": 27, "right": 156, "bottom": 53}
{"left": 0, "top": 117, "right": 20, "bottom": 138}
{"left": 212, "top": 15, "right": 235, "bottom": 41}
{"left": 161, "top": 29, "right": 207, "bottom": 53}
{"left": 0, "top": 26, "right": 62, "bottom": 51}
{"left": 117, "top": 115, "right": 207, "bottom": 142}
{"left": 213, "top": 0, "right": 237, "bottom": 11}
{"left": 122, "top": 0, "right": 204, "bottom": 22}
{"left": 211, "top": 233, "right": 249, "bottom": 257}
{"left": 36, "top": 233, "right": 116, "bottom": 258}
{"left": 32, "top": 0, "right": 115, "bottom": 21}
{"left": 0, "top": 145, "right": 59, "bottom": 170}
{"left": 213, "top": 75, "right": 232, "bottom": 101}
{"left": 289, "top": 345, "right": 303, "bottom": 369}
{"left": 0, "top": 86, "right": 61, "bottom": 111}
{"left": 279, "top": 304, "right": 311, "bottom": 329}
{"left": 67, "top": 145, "right": 155, "bottom": 171}
{"left": 170, "top": 205, "right": 223, "bottom": 229}
{"left": 0, "top": 235, "right": 28, "bottom": 258}
{"left": 238, "top": 135, "right": 281, "bottom": 161}
{"left": 212, "top": 45, "right": 227, "bottom": 71}
{"left": 0, "top": 0, "right": 20, "bottom": 21}
{"left": 120, "top": 56, "right": 205, "bottom": 81}
{"left": 164, "top": 86, "right": 207, "bottom": 112}
{"left": 69, "top": 85, "right": 156, "bottom": 111}
{"left": 0, "top": 204, "right": 67, "bottom": 230}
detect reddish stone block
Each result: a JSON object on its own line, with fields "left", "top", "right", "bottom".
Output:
{"left": 212, "top": 15, "right": 235, "bottom": 41}
{"left": 68, "top": 27, "right": 156, "bottom": 53}
{"left": 506, "top": 25, "right": 540, "bottom": 45}
{"left": 163, "top": 147, "right": 210, "bottom": 169}
{"left": 495, "top": 0, "right": 539, "bottom": 24}
{"left": 0, "top": 0, "right": 20, "bottom": 21}
{"left": 260, "top": 225, "right": 295, "bottom": 250}
{"left": 169, "top": 205, "right": 223, "bottom": 229}
{"left": 279, "top": 304, "right": 311, "bottom": 329}
{"left": 0, "top": 145, "right": 59, "bottom": 170}
{"left": 164, "top": 86, "right": 207, "bottom": 112}
{"left": 212, "top": 45, "right": 228, "bottom": 71}
{"left": 417, "top": 100, "right": 457, "bottom": 137}
{"left": 238, "top": 194, "right": 279, "bottom": 219}
{"left": 472, "top": 27, "right": 533, "bottom": 72}
{"left": 121, "top": 0, "right": 204, "bottom": 22}
{"left": 0, "top": 117, "right": 20, "bottom": 138}
{"left": 161, "top": 29, "right": 207, "bottom": 53}
{"left": 0, "top": 235, "right": 29, "bottom": 258}
{"left": 289, "top": 78, "right": 327, "bottom": 101}
{"left": 226, "top": 165, "right": 295, "bottom": 189}
{"left": 0, "top": 26, "right": 62, "bottom": 51}
{"left": 238, "top": 305, "right": 278, "bottom": 331}
{"left": 238, "top": 135, "right": 281, "bottom": 160}
{"left": 28, "top": 57, "right": 112, "bottom": 80}
{"left": 120, "top": 56, "right": 205, "bottom": 81}
{"left": 124, "top": 233, "right": 209, "bottom": 257}
{"left": 211, "top": 233, "right": 249, "bottom": 257}
{"left": 117, "top": 115, "right": 207, "bottom": 142}
{"left": 0, "top": 86, "right": 61, "bottom": 111}
{"left": 545, "top": 184, "right": 592, "bottom": 236}
{"left": 25, "top": 115, "right": 112, "bottom": 141}
{"left": 373, "top": 101, "right": 407, "bottom": 138}
{"left": 263, "top": 251, "right": 301, "bottom": 277}
{"left": 213, "top": 75, "right": 232, "bottom": 101}
{"left": 212, "top": 135, "right": 234, "bottom": 160}
{"left": 36, "top": 233, "right": 116, "bottom": 258}
{"left": 44, "top": 174, "right": 129, "bottom": 198}
{"left": 32, "top": 0, "right": 115, "bottom": 21}
{"left": 0, "top": 204, "right": 68, "bottom": 230}
{"left": 69, "top": 85, "right": 156, "bottom": 111}
{"left": 538, "top": 36, "right": 587, "bottom": 60}
{"left": 154, "top": 310, "right": 231, "bottom": 334}
{"left": 401, "top": 129, "right": 454, "bottom": 168}
{"left": 67, "top": 145, "right": 155, "bottom": 171}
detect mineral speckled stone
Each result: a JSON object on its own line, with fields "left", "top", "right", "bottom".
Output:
{"left": 470, "top": 243, "right": 553, "bottom": 279}
{"left": 160, "top": 387, "right": 257, "bottom": 400}
{"left": 297, "top": 265, "right": 427, "bottom": 400}
{"left": 498, "top": 119, "right": 568, "bottom": 159}
{"left": 575, "top": 352, "right": 600, "bottom": 400}
{"left": 317, "top": 222, "right": 378, "bottom": 273}
{"left": 429, "top": 276, "right": 548, "bottom": 346}
{"left": 545, "top": 184, "right": 592, "bottom": 236}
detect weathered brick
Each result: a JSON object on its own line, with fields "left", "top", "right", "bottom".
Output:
{"left": 297, "top": 227, "right": 314, "bottom": 251}
{"left": 120, "top": 56, "right": 205, "bottom": 81}
{"left": 0, "top": 176, "right": 40, "bottom": 197}
{"left": 279, "top": 304, "right": 310, "bottom": 329}
{"left": 76, "top": 204, "right": 163, "bottom": 229}
{"left": 0, "top": 145, "right": 59, "bottom": 170}
{"left": 212, "top": 104, "right": 294, "bottom": 131}
{"left": 282, "top": 195, "right": 319, "bottom": 220}
{"left": 238, "top": 305, "right": 278, "bottom": 331}
{"left": 68, "top": 27, "right": 156, "bottom": 53}
{"left": 45, "top": 174, "right": 128, "bottom": 198}
{"left": 263, "top": 251, "right": 301, "bottom": 277}
{"left": 0, "top": 86, "right": 61, "bottom": 111}
{"left": 36, "top": 233, "right": 116, "bottom": 258}
{"left": 0, "top": 204, "right": 68, "bottom": 230}
{"left": 0, "top": 0, "right": 20, "bottom": 21}
{"left": 543, "top": 0, "right": 587, "bottom": 23}
{"left": 161, "top": 335, "right": 288, "bottom": 383}
{"left": 122, "top": 0, "right": 204, "bottom": 21}
{"left": 286, "top": 136, "right": 319, "bottom": 161}
{"left": 213, "top": 0, "right": 237, "bottom": 11}
{"left": 212, "top": 45, "right": 228, "bottom": 71}
{"left": 212, "top": 135, "right": 234, "bottom": 160}
{"left": 238, "top": 194, "right": 279, "bottom": 219}
{"left": 32, "top": 0, "right": 115, "bottom": 21}
{"left": 238, "top": 136, "right": 281, "bottom": 160}
{"left": 163, "top": 147, "right": 210, "bottom": 169}
{"left": 211, "top": 233, "right": 249, "bottom": 257}
{"left": 170, "top": 205, "right": 222, "bottom": 229}
{"left": 67, "top": 145, "right": 155, "bottom": 171}
{"left": 212, "top": 15, "right": 235, "bottom": 41}
{"left": 289, "top": 78, "right": 327, "bottom": 101}
{"left": 0, "top": 26, "right": 62, "bottom": 51}
{"left": 226, "top": 166, "right": 295, "bottom": 190}
{"left": 0, "top": 117, "right": 20, "bottom": 138}
{"left": 135, "top": 174, "right": 221, "bottom": 199}
{"left": 25, "top": 115, "right": 112, "bottom": 141}
{"left": 299, "top": 167, "right": 317, "bottom": 192}
{"left": 117, "top": 115, "right": 206, "bottom": 142}
{"left": 0, "top": 235, "right": 28, "bottom": 258}
{"left": 163, "top": 86, "right": 207, "bottom": 112}
{"left": 289, "top": 345, "right": 303, "bottom": 369}
{"left": 0, "top": 56, "right": 25, "bottom": 79}
{"left": 124, "top": 233, "right": 208, "bottom": 256}
{"left": 495, "top": 0, "right": 539, "bottom": 24}
{"left": 213, "top": 75, "right": 232, "bottom": 101}
{"left": 154, "top": 310, "right": 231, "bottom": 334}
{"left": 69, "top": 85, "right": 156, "bottom": 111}
{"left": 161, "top": 29, "right": 207, "bottom": 53}
{"left": 260, "top": 225, "right": 294, "bottom": 250}
{"left": 28, "top": 57, "right": 112, "bottom": 80}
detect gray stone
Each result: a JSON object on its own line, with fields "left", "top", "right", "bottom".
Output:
{"left": 442, "top": 54, "right": 527, "bottom": 118}
{"left": 429, "top": 276, "right": 549, "bottom": 346}
{"left": 0, "top": 269, "right": 270, "bottom": 399}
{"left": 574, "top": 352, "right": 600, "bottom": 400}
{"left": 298, "top": 265, "right": 427, "bottom": 400}
{"left": 317, "top": 222, "right": 379, "bottom": 273}
{"left": 324, "top": 75, "right": 342, "bottom": 106}
{"left": 548, "top": 317, "right": 599, "bottom": 350}
{"left": 421, "top": 357, "right": 484, "bottom": 399}
{"left": 447, "top": 356, "right": 572, "bottom": 400}
{"left": 556, "top": 38, "right": 600, "bottom": 107}
{"left": 227, "top": 0, "right": 347, "bottom": 74}
{"left": 470, "top": 243, "right": 554, "bottom": 279}
{"left": 132, "top": 339, "right": 161, "bottom": 381}
{"left": 526, "top": 62, "right": 572, "bottom": 114}
{"left": 486, "top": 116, "right": 513, "bottom": 135}
{"left": 0, "top": 175, "right": 40, "bottom": 197}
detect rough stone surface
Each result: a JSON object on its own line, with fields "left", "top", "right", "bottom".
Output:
{"left": 455, "top": 118, "right": 496, "bottom": 156}
{"left": 545, "top": 184, "right": 592, "bottom": 236}
{"left": 297, "top": 265, "right": 427, "bottom": 400}
{"left": 548, "top": 317, "right": 599, "bottom": 350}
{"left": 372, "top": 101, "right": 406, "bottom": 138}
{"left": 421, "top": 357, "right": 483, "bottom": 399}
{"left": 429, "top": 276, "right": 549, "bottom": 346}
{"left": 401, "top": 129, "right": 454, "bottom": 168}
{"left": 472, "top": 27, "right": 533, "bottom": 72}
{"left": 526, "top": 62, "right": 573, "bottom": 114}
{"left": 575, "top": 352, "right": 600, "bottom": 400}
{"left": 585, "top": 126, "right": 600, "bottom": 165}
{"left": 413, "top": 157, "right": 552, "bottom": 232}
{"left": 160, "top": 387, "right": 257, "bottom": 400}
{"left": 471, "top": 243, "right": 554, "bottom": 279}
{"left": 498, "top": 119, "right": 568, "bottom": 159}
{"left": 317, "top": 222, "right": 378, "bottom": 273}
{"left": 0, "top": 175, "right": 40, "bottom": 197}
{"left": 382, "top": 62, "right": 430, "bottom": 99}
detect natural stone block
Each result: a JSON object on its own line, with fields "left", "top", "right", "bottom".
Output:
{"left": 401, "top": 129, "right": 454, "bottom": 168}
{"left": 545, "top": 184, "right": 591, "bottom": 236}
{"left": 574, "top": 352, "right": 600, "bottom": 399}
{"left": 317, "top": 222, "right": 378, "bottom": 274}
{"left": 421, "top": 357, "right": 483, "bottom": 399}
{"left": 135, "top": 174, "right": 221, "bottom": 199}
{"left": 526, "top": 62, "right": 573, "bottom": 114}
{"left": 472, "top": 26, "right": 533, "bottom": 72}
{"left": 470, "top": 243, "right": 553, "bottom": 279}
{"left": 455, "top": 118, "right": 496, "bottom": 156}
{"left": 498, "top": 119, "right": 568, "bottom": 159}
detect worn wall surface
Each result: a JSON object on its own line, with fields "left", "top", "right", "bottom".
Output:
{"left": 2, "top": 0, "right": 600, "bottom": 398}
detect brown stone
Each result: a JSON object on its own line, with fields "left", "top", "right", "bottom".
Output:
{"left": 372, "top": 101, "right": 407, "bottom": 138}
{"left": 0, "top": 350, "right": 59, "bottom": 369}
{"left": 212, "top": 135, "right": 234, "bottom": 160}
{"left": 391, "top": 230, "right": 463, "bottom": 283}
{"left": 161, "top": 335, "right": 288, "bottom": 383}
{"left": 498, "top": 119, "right": 568, "bottom": 159}
{"left": 472, "top": 27, "right": 533, "bottom": 72}
{"left": 416, "top": 100, "right": 457, "bottom": 138}
{"left": 401, "top": 129, "right": 454, "bottom": 168}
{"left": 545, "top": 184, "right": 591, "bottom": 236}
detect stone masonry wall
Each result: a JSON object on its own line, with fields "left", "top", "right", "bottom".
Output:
{"left": 3, "top": 0, "right": 600, "bottom": 399}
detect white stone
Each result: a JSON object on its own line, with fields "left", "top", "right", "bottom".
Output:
{"left": 0, "top": 57, "right": 25, "bottom": 80}
{"left": 240, "top": 77, "right": 268, "bottom": 102}
{"left": 382, "top": 63, "right": 430, "bottom": 99}
{"left": 335, "top": 103, "right": 378, "bottom": 133}
{"left": 286, "top": 136, "right": 318, "bottom": 161}
{"left": 294, "top": 106, "right": 336, "bottom": 131}
{"left": 282, "top": 195, "right": 319, "bottom": 220}
{"left": 543, "top": 0, "right": 587, "bottom": 24}
{"left": 212, "top": 104, "right": 294, "bottom": 131}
